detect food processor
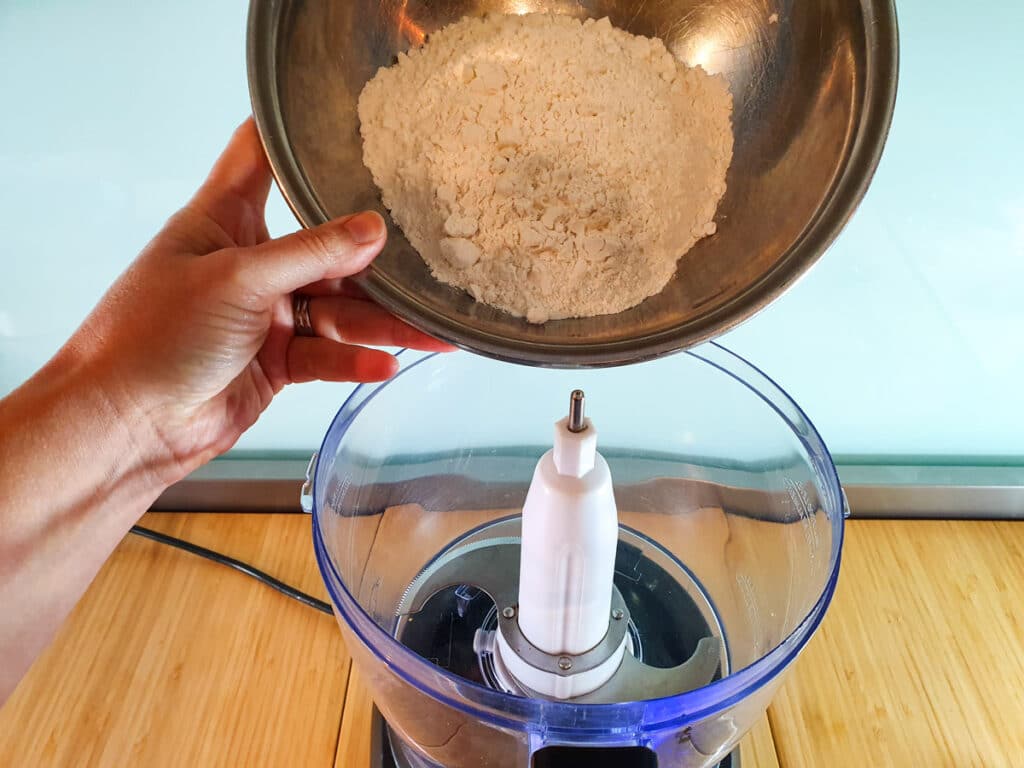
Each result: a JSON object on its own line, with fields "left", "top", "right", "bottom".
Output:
{"left": 306, "top": 346, "right": 846, "bottom": 767}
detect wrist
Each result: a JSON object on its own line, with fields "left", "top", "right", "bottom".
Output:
{"left": 0, "top": 339, "right": 177, "bottom": 704}
{"left": 25, "top": 345, "right": 181, "bottom": 502}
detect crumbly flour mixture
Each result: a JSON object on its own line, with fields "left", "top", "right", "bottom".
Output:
{"left": 358, "top": 13, "right": 733, "bottom": 323}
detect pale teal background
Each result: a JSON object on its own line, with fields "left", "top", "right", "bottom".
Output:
{"left": 0, "top": 2, "right": 1021, "bottom": 461}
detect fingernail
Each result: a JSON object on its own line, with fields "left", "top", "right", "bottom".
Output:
{"left": 344, "top": 211, "right": 386, "bottom": 244}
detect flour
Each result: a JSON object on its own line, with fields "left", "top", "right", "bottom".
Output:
{"left": 358, "top": 13, "right": 733, "bottom": 323}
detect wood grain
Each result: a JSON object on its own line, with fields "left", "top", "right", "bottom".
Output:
{"left": 0, "top": 513, "right": 350, "bottom": 768}
{"left": 769, "top": 520, "right": 1024, "bottom": 768}
{"left": 5, "top": 513, "right": 1020, "bottom": 767}
{"left": 746, "top": 715, "right": 782, "bottom": 768}
{"left": 336, "top": 668, "right": 375, "bottom": 768}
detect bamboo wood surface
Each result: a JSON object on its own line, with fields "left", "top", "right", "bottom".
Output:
{"left": 0, "top": 513, "right": 349, "bottom": 768}
{"left": 769, "top": 519, "right": 1024, "bottom": 768}
{"left": 2, "top": 514, "right": 1021, "bottom": 767}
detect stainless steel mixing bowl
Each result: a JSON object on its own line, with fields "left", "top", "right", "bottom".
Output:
{"left": 247, "top": 0, "right": 898, "bottom": 367}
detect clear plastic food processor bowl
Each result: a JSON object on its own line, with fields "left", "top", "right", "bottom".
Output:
{"left": 311, "top": 344, "right": 845, "bottom": 767}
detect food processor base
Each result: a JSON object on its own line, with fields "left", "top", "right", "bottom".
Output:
{"left": 370, "top": 709, "right": 740, "bottom": 768}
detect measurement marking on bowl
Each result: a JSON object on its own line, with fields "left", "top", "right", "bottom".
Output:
{"left": 329, "top": 474, "right": 353, "bottom": 513}
{"left": 785, "top": 477, "right": 820, "bottom": 558}
{"left": 735, "top": 572, "right": 764, "bottom": 654}
{"left": 367, "top": 578, "right": 382, "bottom": 622}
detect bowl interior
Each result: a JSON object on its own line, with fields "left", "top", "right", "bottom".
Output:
{"left": 251, "top": 0, "right": 895, "bottom": 364}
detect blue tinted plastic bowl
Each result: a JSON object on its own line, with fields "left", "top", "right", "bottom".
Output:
{"left": 312, "top": 344, "right": 844, "bottom": 767}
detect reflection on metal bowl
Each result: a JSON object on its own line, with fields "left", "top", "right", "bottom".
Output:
{"left": 248, "top": 0, "right": 898, "bottom": 366}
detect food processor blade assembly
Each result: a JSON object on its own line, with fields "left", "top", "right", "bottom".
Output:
{"left": 398, "top": 391, "right": 723, "bottom": 706}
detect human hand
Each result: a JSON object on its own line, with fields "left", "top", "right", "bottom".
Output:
{"left": 62, "top": 118, "right": 453, "bottom": 485}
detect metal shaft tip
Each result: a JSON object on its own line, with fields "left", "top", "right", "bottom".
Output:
{"left": 568, "top": 390, "right": 586, "bottom": 433}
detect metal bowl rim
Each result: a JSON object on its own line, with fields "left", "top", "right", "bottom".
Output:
{"left": 246, "top": 1, "right": 900, "bottom": 368}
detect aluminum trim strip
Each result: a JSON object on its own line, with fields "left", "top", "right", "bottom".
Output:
{"left": 151, "top": 459, "right": 1024, "bottom": 518}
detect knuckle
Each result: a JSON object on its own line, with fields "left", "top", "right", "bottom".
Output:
{"left": 297, "top": 226, "right": 351, "bottom": 266}
{"left": 221, "top": 248, "right": 251, "bottom": 287}
{"left": 217, "top": 248, "right": 262, "bottom": 305}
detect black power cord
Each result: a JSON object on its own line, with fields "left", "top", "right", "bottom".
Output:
{"left": 130, "top": 525, "right": 333, "bottom": 615}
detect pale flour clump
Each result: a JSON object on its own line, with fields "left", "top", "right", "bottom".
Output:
{"left": 358, "top": 13, "right": 733, "bottom": 323}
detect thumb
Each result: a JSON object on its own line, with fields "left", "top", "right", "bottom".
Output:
{"left": 193, "top": 118, "right": 273, "bottom": 221}
{"left": 233, "top": 211, "right": 388, "bottom": 301}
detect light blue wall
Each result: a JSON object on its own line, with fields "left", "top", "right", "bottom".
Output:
{"left": 1, "top": 2, "right": 1020, "bottom": 461}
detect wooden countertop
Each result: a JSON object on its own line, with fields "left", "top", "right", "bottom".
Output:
{"left": 2, "top": 514, "right": 1022, "bottom": 767}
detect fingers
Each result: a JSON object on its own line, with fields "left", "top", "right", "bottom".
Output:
{"left": 308, "top": 297, "right": 457, "bottom": 351}
{"left": 287, "top": 337, "right": 399, "bottom": 383}
{"left": 298, "top": 277, "right": 370, "bottom": 299}
{"left": 194, "top": 118, "right": 273, "bottom": 218}
{"left": 235, "top": 211, "right": 388, "bottom": 301}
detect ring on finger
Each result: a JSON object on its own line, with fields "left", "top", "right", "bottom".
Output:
{"left": 292, "top": 293, "right": 316, "bottom": 337}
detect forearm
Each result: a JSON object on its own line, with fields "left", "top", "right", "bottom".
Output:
{"left": 0, "top": 349, "right": 170, "bottom": 703}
